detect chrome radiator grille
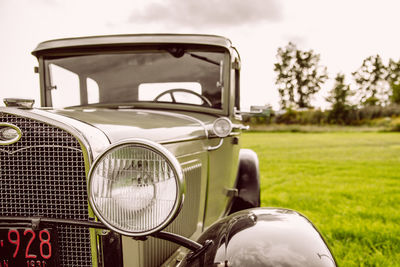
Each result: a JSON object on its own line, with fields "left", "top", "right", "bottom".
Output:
{"left": 0, "top": 112, "right": 92, "bottom": 267}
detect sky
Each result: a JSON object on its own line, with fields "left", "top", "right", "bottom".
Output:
{"left": 1, "top": 0, "right": 400, "bottom": 110}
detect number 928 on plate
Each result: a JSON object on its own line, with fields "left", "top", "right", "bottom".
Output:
{"left": 0, "top": 227, "right": 59, "bottom": 267}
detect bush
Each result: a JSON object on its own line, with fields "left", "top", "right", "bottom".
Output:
{"left": 274, "top": 108, "right": 327, "bottom": 125}
{"left": 390, "top": 123, "right": 400, "bottom": 132}
{"left": 387, "top": 116, "right": 400, "bottom": 132}
{"left": 303, "top": 109, "right": 327, "bottom": 125}
{"left": 381, "top": 104, "right": 400, "bottom": 117}
{"left": 274, "top": 108, "right": 299, "bottom": 124}
{"left": 346, "top": 104, "right": 400, "bottom": 125}
{"left": 245, "top": 105, "right": 400, "bottom": 127}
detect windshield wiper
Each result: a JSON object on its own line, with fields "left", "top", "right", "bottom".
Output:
{"left": 165, "top": 47, "right": 220, "bottom": 66}
{"left": 188, "top": 53, "right": 220, "bottom": 66}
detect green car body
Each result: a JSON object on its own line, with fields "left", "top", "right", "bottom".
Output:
{"left": 0, "top": 34, "right": 336, "bottom": 267}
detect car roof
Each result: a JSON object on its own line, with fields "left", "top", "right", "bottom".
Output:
{"left": 32, "top": 34, "right": 232, "bottom": 56}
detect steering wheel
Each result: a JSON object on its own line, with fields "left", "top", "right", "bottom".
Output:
{"left": 153, "top": 88, "right": 212, "bottom": 107}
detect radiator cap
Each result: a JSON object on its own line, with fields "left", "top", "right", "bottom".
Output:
{"left": 3, "top": 98, "right": 35, "bottom": 109}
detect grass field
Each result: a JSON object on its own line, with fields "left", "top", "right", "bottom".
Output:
{"left": 241, "top": 132, "right": 400, "bottom": 266}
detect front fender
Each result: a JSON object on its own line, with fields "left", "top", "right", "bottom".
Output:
{"left": 181, "top": 208, "right": 336, "bottom": 267}
{"left": 229, "top": 149, "right": 260, "bottom": 214}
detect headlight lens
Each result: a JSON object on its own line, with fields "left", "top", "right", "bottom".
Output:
{"left": 89, "top": 139, "right": 184, "bottom": 236}
{"left": 213, "top": 117, "right": 232, "bottom": 137}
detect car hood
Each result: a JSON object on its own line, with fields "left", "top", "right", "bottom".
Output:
{"left": 48, "top": 109, "right": 213, "bottom": 144}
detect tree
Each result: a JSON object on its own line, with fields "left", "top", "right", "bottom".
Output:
{"left": 352, "top": 55, "right": 388, "bottom": 106}
{"left": 274, "top": 42, "right": 328, "bottom": 109}
{"left": 388, "top": 59, "right": 400, "bottom": 104}
{"left": 326, "top": 73, "right": 354, "bottom": 124}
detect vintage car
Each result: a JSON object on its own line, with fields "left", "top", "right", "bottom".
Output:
{"left": 0, "top": 34, "right": 336, "bottom": 267}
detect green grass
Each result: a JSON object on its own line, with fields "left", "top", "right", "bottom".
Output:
{"left": 241, "top": 132, "right": 400, "bottom": 266}
{"left": 247, "top": 123, "right": 388, "bottom": 133}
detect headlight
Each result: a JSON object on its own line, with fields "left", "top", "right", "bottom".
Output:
{"left": 212, "top": 117, "right": 232, "bottom": 137}
{"left": 88, "top": 139, "right": 184, "bottom": 236}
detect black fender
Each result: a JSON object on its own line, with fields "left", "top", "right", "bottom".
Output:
{"left": 181, "top": 208, "right": 337, "bottom": 267}
{"left": 229, "top": 149, "right": 260, "bottom": 214}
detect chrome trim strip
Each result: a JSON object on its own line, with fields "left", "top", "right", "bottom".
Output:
{"left": 0, "top": 216, "right": 107, "bottom": 229}
{"left": 160, "top": 135, "right": 207, "bottom": 145}
{"left": 0, "top": 145, "right": 81, "bottom": 155}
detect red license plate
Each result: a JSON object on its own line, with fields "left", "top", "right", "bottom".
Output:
{"left": 0, "top": 227, "right": 59, "bottom": 267}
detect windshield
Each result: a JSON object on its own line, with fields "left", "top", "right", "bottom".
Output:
{"left": 44, "top": 48, "right": 228, "bottom": 110}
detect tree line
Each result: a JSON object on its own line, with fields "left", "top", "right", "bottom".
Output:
{"left": 273, "top": 42, "right": 400, "bottom": 125}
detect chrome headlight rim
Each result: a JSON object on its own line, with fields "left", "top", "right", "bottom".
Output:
{"left": 88, "top": 138, "right": 184, "bottom": 237}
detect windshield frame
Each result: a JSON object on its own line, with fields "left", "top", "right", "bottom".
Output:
{"left": 39, "top": 45, "right": 232, "bottom": 116}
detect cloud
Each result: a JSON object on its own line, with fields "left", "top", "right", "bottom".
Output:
{"left": 128, "top": 0, "right": 282, "bottom": 29}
